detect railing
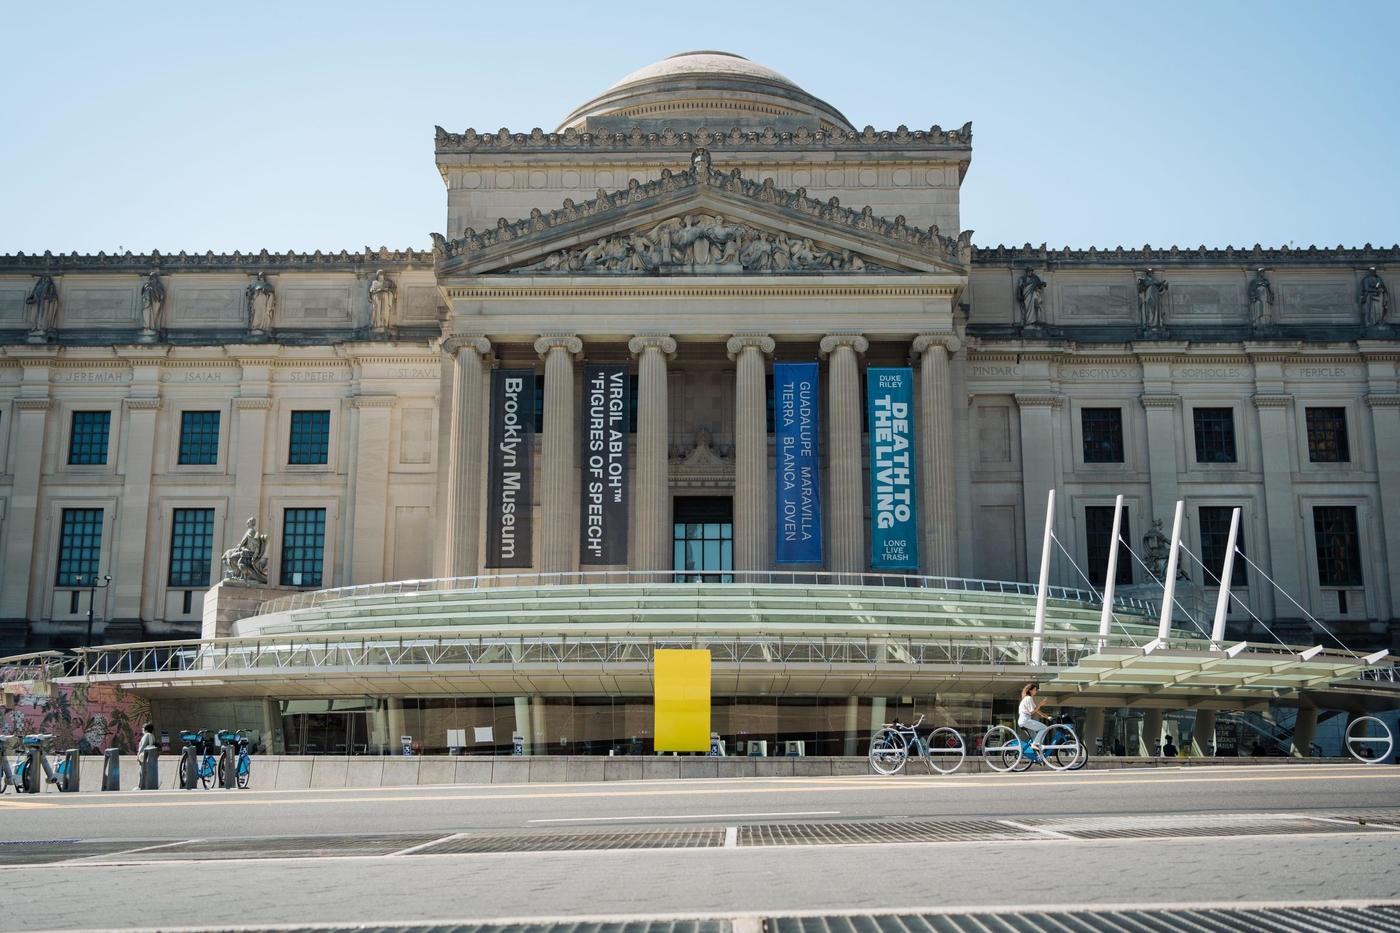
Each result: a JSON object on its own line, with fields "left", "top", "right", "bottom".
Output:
{"left": 1359, "top": 665, "right": 1398, "bottom": 683}
{"left": 38, "top": 630, "right": 1159, "bottom": 682}
{"left": 258, "top": 571, "right": 1159, "bottom": 616}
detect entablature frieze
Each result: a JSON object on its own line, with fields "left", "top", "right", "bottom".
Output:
{"left": 0, "top": 248, "right": 434, "bottom": 275}
{"left": 972, "top": 243, "right": 1400, "bottom": 267}
{"left": 443, "top": 282, "right": 962, "bottom": 301}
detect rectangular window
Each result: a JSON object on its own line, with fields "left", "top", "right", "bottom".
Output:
{"left": 672, "top": 497, "right": 733, "bottom": 583}
{"left": 1081, "top": 408, "right": 1125, "bottom": 463}
{"left": 280, "top": 507, "right": 327, "bottom": 587}
{"left": 1085, "top": 505, "right": 1132, "bottom": 587}
{"left": 1313, "top": 506, "right": 1362, "bottom": 587}
{"left": 177, "top": 411, "right": 221, "bottom": 465}
{"left": 56, "top": 508, "right": 103, "bottom": 586}
{"left": 1305, "top": 407, "right": 1349, "bottom": 463}
{"left": 1192, "top": 407, "right": 1237, "bottom": 464}
{"left": 1199, "top": 506, "right": 1247, "bottom": 587}
{"left": 288, "top": 410, "right": 330, "bottom": 465}
{"left": 68, "top": 411, "right": 111, "bottom": 465}
{"left": 168, "top": 508, "right": 215, "bottom": 587}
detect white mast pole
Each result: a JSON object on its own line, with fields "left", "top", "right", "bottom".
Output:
{"left": 1098, "top": 494, "right": 1124, "bottom": 649}
{"left": 1031, "top": 489, "right": 1056, "bottom": 666}
{"left": 1209, "top": 507, "right": 1241, "bottom": 649}
{"left": 1156, "top": 499, "right": 1186, "bottom": 644}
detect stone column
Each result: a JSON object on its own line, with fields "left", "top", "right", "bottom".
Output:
{"left": 843, "top": 696, "right": 861, "bottom": 756}
{"left": 912, "top": 334, "right": 961, "bottom": 578}
{"left": 1367, "top": 395, "right": 1400, "bottom": 619}
{"left": 113, "top": 396, "right": 160, "bottom": 626}
{"left": 1, "top": 395, "right": 51, "bottom": 622}
{"left": 1292, "top": 706, "right": 1319, "bottom": 758}
{"left": 1139, "top": 709, "right": 1164, "bottom": 756}
{"left": 1191, "top": 709, "right": 1216, "bottom": 757}
{"left": 820, "top": 334, "right": 869, "bottom": 574}
{"left": 1081, "top": 708, "right": 1106, "bottom": 755}
{"left": 535, "top": 335, "right": 583, "bottom": 575}
{"left": 1255, "top": 394, "right": 1305, "bottom": 608}
{"left": 349, "top": 396, "right": 395, "bottom": 584}
{"left": 1016, "top": 394, "right": 1063, "bottom": 585}
{"left": 728, "top": 334, "right": 776, "bottom": 573}
{"left": 444, "top": 337, "right": 492, "bottom": 578}
{"left": 230, "top": 396, "right": 271, "bottom": 559}
{"left": 629, "top": 335, "right": 678, "bottom": 575}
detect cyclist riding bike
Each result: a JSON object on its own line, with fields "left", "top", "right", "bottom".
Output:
{"left": 1018, "top": 682, "right": 1051, "bottom": 754}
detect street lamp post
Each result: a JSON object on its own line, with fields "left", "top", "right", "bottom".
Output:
{"left": 74, "top": 573, "right": 112, "bottom": 646}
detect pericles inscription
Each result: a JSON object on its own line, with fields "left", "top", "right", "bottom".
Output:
{"left": 1293, "top": 365, "right": 1359, "bottom": 379}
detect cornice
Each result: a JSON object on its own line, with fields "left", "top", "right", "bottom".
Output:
{"left": 1139, "top": 394, "right": 1182, "bottom": 410}
{"left": 351, "top": 395, "right": 396, "bottom": 409}
{"left": 233, "top": 397, "right": 272, "bottom": 410}
{"left": 1175, "top": 355, "right": 1251, "bottom": 365}
{"left": 269, "top": 359, "right": 350, "bottom": 369}
{"left": 12, "top": 398, "right": 52, "bottom": 412}
{"left": 160, "top": 359, "right": 240, "bottom": 368}
{"left": 1252, "top": 393, "right": 1294, "bottom": 409}
{"left": 434, "top": 122, "right": 973, "bottom": 156}
{"left": 1058, "top": 355, "right": 1138, "bottom": 366}
{"left": 122, "top": 397, "right": 162, "bottom": 411}
{"left": 443, "top": 282, "right": 960, "bottom": 300}
{"left": 348, "top": 355, "right": 442, "bottom": 366}
{"left": 0, "top": 247, "right": 433, "bottom": 275}
{"left": 1366, "top": 394, "right": 1400, "bottom": 408}
{"left": 972, "top": 244, "right": 1400, "bottom": 266}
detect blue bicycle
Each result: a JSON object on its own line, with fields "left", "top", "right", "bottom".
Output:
{"left": 982, "top": 715, "right": 1083, "bottom": 773}
{"left": 178, "top": 730, "right": 217, "bottom": 788}
{"left": 178, "top": 730, "right": 252, "bottom": 788}
{"left": 219, "top": 730, "right": 252, "bottom": 789}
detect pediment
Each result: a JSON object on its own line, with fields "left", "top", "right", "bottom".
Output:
{"left": 433, "top": 149, "right": 970, "bottom": 278}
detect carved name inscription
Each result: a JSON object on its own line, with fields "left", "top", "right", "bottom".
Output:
{"left": 53, "top": 370, "right": 127, "bottom": 383}
{"left": 279, "top": 369, "right": 348, "bottom": 383}
{"left": 970, "top": 364, "right": 1022, "bottom": 378}
{"left": 1064, "top": 366, "right": 1133, "bottom": 380}
{"left": 1294, "top": 365, "right": 1359, "bottom": 379}
{"left": 1177, "top": 367, "right": 1245, "bottom": 380}
{"left": 394, "top": 367, "right": 438, "bottom": 380}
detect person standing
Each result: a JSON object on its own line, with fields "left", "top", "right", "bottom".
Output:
{"left": 136, "top": 723, "right": 157, "bottom": 790}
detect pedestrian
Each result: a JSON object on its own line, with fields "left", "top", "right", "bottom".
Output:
{"left": 1162, "top": 736, "right": 1177, "bottom": 757}
{"left": 136, "top": 722, "right": 157, "bottom": 790}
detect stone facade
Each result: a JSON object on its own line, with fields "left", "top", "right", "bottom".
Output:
{"left": 0, "top": 51, "right": 1396, "bottom": 653}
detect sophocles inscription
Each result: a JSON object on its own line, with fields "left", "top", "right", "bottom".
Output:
{"left": 1177, "top": 367, "right": 1244, "bottom": 380}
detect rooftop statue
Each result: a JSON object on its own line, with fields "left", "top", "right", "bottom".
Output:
{"left": 1137, "top": 268, "right": 1169, "bottom": 333}
{"left": 25, "top": 274, "right": 59, "bottom": 340}
{"left": 245, "top": 272, "right": 276, "bottom": 335}
{"left": 1359, "top": 266, "right": 1390, "bottom": 326}
{"left": 368, "top": 269, "right": 397, "bottom": 333}
{"left": 139, "top": 270, "right": 166, "bottom": 335}
{"left": 1248, "top": 268, "right": 1274, "bottom": 331}
{"left": 221, "top": 517, "right": 269, "bottom": 585}
{"left": 1015, "top": 268, "right": 1046, "bottom": 328}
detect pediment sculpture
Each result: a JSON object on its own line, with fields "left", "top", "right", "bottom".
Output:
{"left": 517, "top": 214, "right": 887, "bottom": 275}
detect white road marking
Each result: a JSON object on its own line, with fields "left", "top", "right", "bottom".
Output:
{"left": 997, "top": 819, "right": 1074, "bottom": 840}
{"left": 386, "top": 833, "right": 465, "bottom": 856}
{"left": 1301, "top": 815, "right": 1400, "bottom": 832}
{"left": 527, "top": 810, "right": 840, "bottom": 824}
{"left": 724, "top": 826, "right": 738, "bottom": 848}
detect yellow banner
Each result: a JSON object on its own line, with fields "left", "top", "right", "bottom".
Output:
{"left": 653, "top": 649, "right": 711, "bottom": 752}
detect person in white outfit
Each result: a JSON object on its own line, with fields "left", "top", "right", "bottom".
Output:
{"left": 1018, "top": 683, "right": 1050, "bottom": 751}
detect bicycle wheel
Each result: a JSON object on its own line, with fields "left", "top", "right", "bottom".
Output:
{"left": 924, "top": 727, "right": 966, "bottom": 774}
{"left": 199, "top": 758, "right": 215, "bottom": 789}
{"left": 16, "top": 760, "right": 29, "bottom": 792}
{"left": 1068, "top": 741, "right": 1089, "bottom": 771}
{"left": 178, "top": 757, "right": 190, "bottom": 789}
{"left": 237, "top": 756, "right": 250, "bottom": 789}
{"left": 868, "top": 729, "right": 909, "bottom": 775}
{"left": 982, "top": 725, "right": 1023, "bottom": 773}
{"left": 1041, "top": 724, "right": 1080, "bottom": 772}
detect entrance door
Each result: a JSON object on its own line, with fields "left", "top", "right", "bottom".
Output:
{"left": 673, "top": 496, "right": 734, "bottom": 582}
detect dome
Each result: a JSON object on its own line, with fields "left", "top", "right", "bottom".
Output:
{"left": 558, "top": 51, "right": 854, "bottom": 134}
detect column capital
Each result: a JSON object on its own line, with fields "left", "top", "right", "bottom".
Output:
{"left": 911, "top": 333, "right": 962, "bottom": 358}
{"left": 442, "top": 335, "right": 492, "bottom": 357}
{"left": 122, "top": 397, "right": 162, "bottom": 413}
{"left": 535, "top": 334, "right": 583, "bottom": 359}
{"left": 819, "top": 333, "right": 868, "bottom": 358}
{"left": 726, "top": 333, "right": 775, "bottom": 360}
{"left": 629, "top": 334, "right": 678, "bottom": 360}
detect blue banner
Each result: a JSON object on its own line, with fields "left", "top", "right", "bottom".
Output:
{"left": 774, "top": 362, "right": 823, "bottom": 564}
{"left": 866, "top": 367, "right": 919, "bottom": 570}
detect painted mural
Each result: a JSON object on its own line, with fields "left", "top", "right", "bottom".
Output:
{"left": 1, "top": 665, "right": 150, "bottom": 753}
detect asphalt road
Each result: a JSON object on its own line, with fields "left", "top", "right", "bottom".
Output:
{"left": 2, "top": 763, "right": 1398, "bottom": 931}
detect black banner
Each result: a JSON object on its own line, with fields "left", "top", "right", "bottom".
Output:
{"left": 484, "top": 368, "right": 535, "bottom": 568}
{"left": 580, "top": 363, "right": 630, "bottom": 564}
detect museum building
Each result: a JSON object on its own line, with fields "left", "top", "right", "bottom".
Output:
{"left": 1, "top": 52, "right": 1397, "bottom": 758}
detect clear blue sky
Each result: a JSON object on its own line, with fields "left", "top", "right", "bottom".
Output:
{"left": 2, "top": 1, "right": 1396, "bottom": 254}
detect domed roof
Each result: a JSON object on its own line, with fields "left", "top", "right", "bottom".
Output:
{"left": 558, "top": 51, "right": 854, "bottom": 134}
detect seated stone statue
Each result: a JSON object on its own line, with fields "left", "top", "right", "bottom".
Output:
{"left": 221, "top": 517, "right": 269, "bottom": 584}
